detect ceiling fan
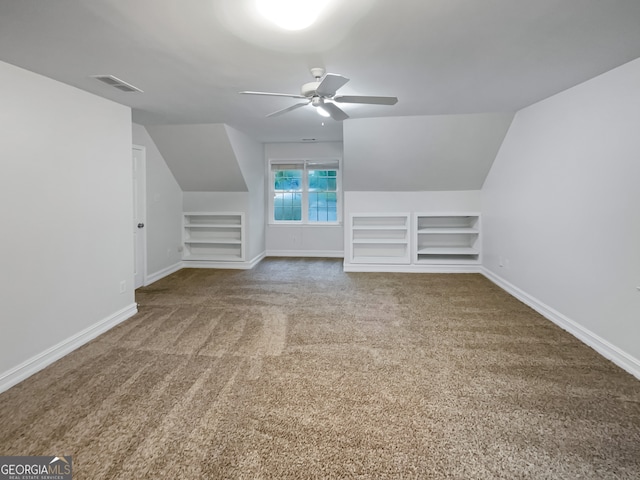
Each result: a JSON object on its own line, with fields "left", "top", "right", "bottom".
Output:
{"left": 240, "top": 67, "right": 398, "bottom": 121}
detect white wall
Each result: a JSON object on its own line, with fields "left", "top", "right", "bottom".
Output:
{"left": 146, "top": 124, "right": 247, "bottom": 192}
{"left": 265, "top": 142, "right": 344, "bottom": 256}
{"left": 132, "top": 124, "right": 183, "bottom": 282}
{"left": 343, "top": 114, "right": 513, "bottom": 191}
{"left": 482, "top": 57, "right": 640, "bottom": 377}
{"left": 183, "top": 192, "right": 249, "bottom": 212}
{"left": 0, "top": 61, "right": 136, "bottom": 390}
{"left": 141, "top": 123, "right": 265, "bottom": 267}
{"left": 345, "top": 190, "right": 482, "bottom": 213}
{"left": 225, "top": 126, "right": 266, "bottom": 262}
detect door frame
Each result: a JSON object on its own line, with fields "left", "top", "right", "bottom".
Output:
{"left": 133, "top": 144, "right": 147, "bottom": 288}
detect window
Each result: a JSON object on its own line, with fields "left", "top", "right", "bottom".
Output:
{"left": 274, "top": 168, "right": 302, "bottom": 221}
{"left": 270, "top": 159, "right": 340, "bottom": 224}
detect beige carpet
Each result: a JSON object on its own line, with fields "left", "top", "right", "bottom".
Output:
{"left": 1, "top": 258, "right": 639, "bottom": 479}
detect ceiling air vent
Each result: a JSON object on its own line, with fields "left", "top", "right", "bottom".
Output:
{"left": 91, "top": 75, "right": 143, "bottom": 93}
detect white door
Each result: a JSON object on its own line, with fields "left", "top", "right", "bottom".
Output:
{"left": 132, "top": 146, "right": 146, "bottom": 289}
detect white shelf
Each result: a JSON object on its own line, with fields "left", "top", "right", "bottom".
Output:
{"left": 184, "top": 239, "right": 243, "bottom": 245}
{"left": 350, "top": 213, "right": 410, "bottom": 264}
{"left": 353, "top": 239, "right": 409, "bottom": 245}
{"left": 417, "top": 247, "right": 479, "bottom": 255}
{"left": 184, "top": 223, "right": 240, "bottom": 228}
{"left": 183, "top": 212, "right": 244, "bottom": 262}
{"left": 352, "top": 225, "right": 408, "bottom": 231}
{"left": 414, "top": 213, "right": 481, "bottom": 265}
{"left": 417, "top": 227, "right": 479, "bottom": 234}
{"left": 352, "top": 215, "right": 408, "bottom": 227}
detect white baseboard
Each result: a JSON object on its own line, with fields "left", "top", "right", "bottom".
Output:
{"left": 266, "top": 250, "right": 344, "bottom": 258}
{"left": 247, "top": 251, "right": 267, "bottom": 268}
{"left": 145, "top": 262, "right": 183, "bottom": 285}
{"left": 481, "top": 267, "right": 640, "bottom": 381}
{"left": 0, "top": 303, "right": 138, "bottom": 394}
{"left": 343, "top": 263, "right": 482, "bottom": 273}
{"left": 182, "top": 261, "right": 253, "bottom": 270}
{"left": 182, "top": 251, "right": 266, "bottom": 270}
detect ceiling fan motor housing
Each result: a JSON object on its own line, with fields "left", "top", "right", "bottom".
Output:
{"left": 301, "top": 68, "right": 326, "bottom": 97}
{"left": 310, "top": 67, "right": 325, "bottom": 79}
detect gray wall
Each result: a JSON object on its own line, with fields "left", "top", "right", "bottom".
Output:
{"left": 0, "top": 60, "right": 135, "bottom": 390}
{"left": 343, "top": 113, "right": 513, "bottom": 191}
{"left": 225, "top": 125, "right": 266, "bottom": 262}
{"left": 132, "top": 124, "right": 183, "bottom": 281}
{"left": 482, "top": 57, "right": 640, "bottom": 377}
{"left": 146, "top": 124, "right": 247, "bottom": 192}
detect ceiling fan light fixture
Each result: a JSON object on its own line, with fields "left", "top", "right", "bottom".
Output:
{"left": 255, "top": 0, "right": 330, "bottom": 30}
{"left": 316, "top": 105, "right": 331, "bottom": 117}
{"left": 311, "top": 95, "right": 331, "bottom": 117}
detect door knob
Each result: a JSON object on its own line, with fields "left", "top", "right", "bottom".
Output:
{"left": 137, "top": 223, "right": 145, "bottom": 228}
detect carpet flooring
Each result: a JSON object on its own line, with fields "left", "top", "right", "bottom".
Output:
{"left": 1, "top": 258, "right": 639, "bottom": 479}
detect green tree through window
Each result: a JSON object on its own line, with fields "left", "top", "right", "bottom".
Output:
{"left": 308, "top": 170, "right": 337, "bottom": 222}
{"left": 274, "top": 169, "right": 302, "bottom": 221}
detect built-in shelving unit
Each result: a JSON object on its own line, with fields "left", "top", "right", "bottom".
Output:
{"left": 414, "top": 213, "right": 481, "bottom": 265}
{"left": 350, "top": 214, "right": 410, "bottom": 264}
{"left": 183, "top": 212, "right": 244, "bottom": 262}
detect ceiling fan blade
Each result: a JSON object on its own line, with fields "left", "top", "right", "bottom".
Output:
{"left": 333, "top": 95, "right": 398, "bottom": 105}
{"left": 266, "top": 100, "right": 311, "bottom": 118}
{"left": 321, "top": 102, "right": 349, "bottom": 121}
{"left": 241, "top": 91, "right": 307, "bottom": 99}
{"left": 316, "top": 73, "right": 350, "bottom": 97}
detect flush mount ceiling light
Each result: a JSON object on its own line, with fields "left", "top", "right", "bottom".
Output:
{"left": 255, "top": 0, "right": 331, "bottom": 30}
{"left": 215, "top": 0, "right": 374, "bottom": 53}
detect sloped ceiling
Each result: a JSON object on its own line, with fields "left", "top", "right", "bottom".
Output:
{"left": 146, "top": 124, "right": 247, "bottom": 192}
{"left": 3, "top": 2, "right": 638, "bottom": 192}
{"left": 343, "top": 113, "right": 514, "bottom": 191}
{"left": 1, "top": 1, "right": 640, "bottom": 143}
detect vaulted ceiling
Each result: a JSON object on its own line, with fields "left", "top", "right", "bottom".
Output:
{"left": 1, "top": 0, "right": 640, "bottom": 143}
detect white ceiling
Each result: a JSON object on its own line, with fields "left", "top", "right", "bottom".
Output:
{"left": 1, "top": 0, "right": 640, "bottom": 143}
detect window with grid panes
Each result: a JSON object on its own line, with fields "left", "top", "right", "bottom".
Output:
{"left": 270, "top": 159, "right": 340, "bottom": 224}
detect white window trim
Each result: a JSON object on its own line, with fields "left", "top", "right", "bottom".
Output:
{"left": 268, "top": 158, "right": 342, "bottom": 226}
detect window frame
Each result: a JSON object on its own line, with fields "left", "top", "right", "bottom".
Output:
{"left": 268, "top": 158, "right": 342, "bottom": 226}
